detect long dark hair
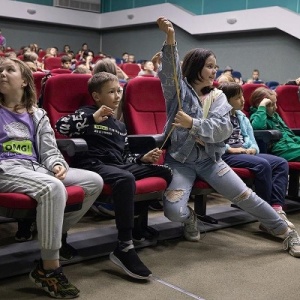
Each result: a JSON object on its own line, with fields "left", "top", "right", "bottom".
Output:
{"left": 182, "top": 48, "right": 216, "bottom": 94}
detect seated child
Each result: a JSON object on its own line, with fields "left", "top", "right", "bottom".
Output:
{"left": 219, "top": 82, "right": 294, "bottom": 229}
{"left": 55, "top": 72, "right": 173, "bottom": 280}
{"left": 0, "top": 57, "right": 103, "bottom": 298}
{"left": 249, "top": 86, "right": 300, "bottom": 161}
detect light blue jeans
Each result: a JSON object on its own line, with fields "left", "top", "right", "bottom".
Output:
{"left": 163, "top": 147, "right": 288, "bottom": 236}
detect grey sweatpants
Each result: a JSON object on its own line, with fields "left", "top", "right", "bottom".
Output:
{"left": 0, "top": 159, "right": 103, "bottom": 260}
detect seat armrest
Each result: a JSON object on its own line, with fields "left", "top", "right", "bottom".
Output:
{"left": 128, "top": 134, "right": 165, "bottom": 153}
{"left": 57, "top": 138, "right": 88, "bottom": 156}
{"left": 291, "top": 129, "right": 300, "bottom": 136}
{"left": 254, "top": 130, "right": 282, "bottom": 143}
{"left": 254, "top": 130, "right": 282, "bottom": 154}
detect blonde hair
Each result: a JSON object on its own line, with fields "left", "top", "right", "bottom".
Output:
{"left": 0, "top": 57, "right": 37, "bottom": 112}
{"left": 250, "top": 87, "right": 275, "bottom": 107}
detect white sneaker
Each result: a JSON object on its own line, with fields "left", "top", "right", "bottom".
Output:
{"left": 283, "top": 230, "right": 300, "bottom": 257}
{"left": 183, "top": 206, "right": 200, "bottom": 242}
{"left": 276, "top": 210, "right": 295, "bottom": 229}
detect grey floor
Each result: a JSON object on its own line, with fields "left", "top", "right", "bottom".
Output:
{"left": 1, "top": 195, "right": 300, "bottom": 300}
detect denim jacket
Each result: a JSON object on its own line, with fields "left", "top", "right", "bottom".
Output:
{"left": 158, "top": 43, "right": 233, "bottom": 163}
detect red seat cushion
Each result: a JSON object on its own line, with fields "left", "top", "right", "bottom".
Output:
{"left": 0, "top": 186, "right": 84, "bottom": 209}
{"left": 192, "top": 180, "right": 212, "bottom": 189}
{"left": 232, "top": 167, "right": 254, "bottom": 178}
{"left": 288, "top": 162, "right": 300, "bottom": 170}
{"left": 102, "top": 177, "right": 167, "bottom": 195}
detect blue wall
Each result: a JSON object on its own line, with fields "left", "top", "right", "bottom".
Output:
{"left": 14, "top": 0, "right": 300, "bottom": 14}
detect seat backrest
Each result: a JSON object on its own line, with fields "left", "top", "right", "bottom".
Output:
{"left": 266, "top": 81, "right": 280, "bottom": 90}
{"left": 242, "top": 83, "right": 267, "bottom": 117}
{"left": 123, "top": 76, "right": 166, "bottom": 135}
{"left": 42, "top": 74, "right": 94, "bottom": 138}
{"left": 33, "top": 71, "right": 47, "bottom": 101}
{"left": 120, "top": 63, "right": 141, "bottom": 79}
{"left": 275, "top": 85, "right": 300, "bottom": 128}
{"left": 232, "top": 70, "right": 242, "bottom": 79}
{"left": 43, "top": 57, "right": 62, "bottom": 70}
{"left": 50, "top": 68, "right": 72, "bottom": 74}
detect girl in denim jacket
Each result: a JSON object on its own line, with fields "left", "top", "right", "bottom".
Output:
{"left": 157, "top": 17, "right": 300, "bottom": 257}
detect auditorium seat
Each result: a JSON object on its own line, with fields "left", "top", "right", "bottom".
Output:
{"left": 275, "top": 84, "right": 300, "bottom": 199}
{"left": 242, "top": 83, "right": 267, "bottom": 117}
{"left": 43, "top": 57, "right": 62, "bottom": 70}
{"left": 276, "top": 85, "right": 300, "bottom": 128}
{"left": 119, "top": 63, "right": 141, "bottom": 79}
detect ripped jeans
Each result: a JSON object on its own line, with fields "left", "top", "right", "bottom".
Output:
{"left": 163, "top": 149, "right": 288, "bottom": 236}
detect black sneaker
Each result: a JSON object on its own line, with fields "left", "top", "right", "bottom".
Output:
{"left": 15, "top": 220, "right": 37, "bottom": 242}
{"left": 29, "top": 260, "right": 80, "bottom": 298}
{"left": 132, "top": 225, "right": 159, "bottom": 242}
{"left": 109, "top": 246, "right": 152, "bottom": 279}
{"left": 149, "top": 200, "right": 164, "bottom": 211}
{"left": 60, "top": 243, "right": 77, "bottom": 261}
{"left": 60, "top": 233, "right": 77, "bottom": 261}
{"left": 90, "top": 202, "right": 115, "bottom": 218}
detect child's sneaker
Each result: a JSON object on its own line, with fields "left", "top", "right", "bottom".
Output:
{"left": 15, "top": 220, "right": 36, "bottom": 242}
{"left": 60, "top": 243, "right": 77, "bottom": 261}
{"left": 29, "top": 260, "right": 80, "bottom": 298}
{"left": 149, "top": 200, "right": 164, "bottom": 211}
{"left": 90, "top": 202, "right": 115, "bottom": 217}
{"left": 276, "top": 210, "right": 295, "bottom": 229}
{"left": 132, "top": 225, "right": 159, "bottom": 242}
{"left": 109, "top": 245, "right": 152, "bottom": 279}
{"left": 183, "top": 206, "right": 200, "bottom": 242}
{"left": 283, "top": 230, "right": 300, "bottom": 257}
{"left": 59, "top": 233, "right": 77, "bottom": 261}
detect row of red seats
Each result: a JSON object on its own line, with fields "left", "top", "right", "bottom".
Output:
{"left": 2, "top": 75, "right": 298, "bottom": 227}
{"left": 0, "top": 74, "right": 168, "bottom": 229}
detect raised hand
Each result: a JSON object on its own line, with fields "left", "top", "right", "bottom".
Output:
{"left": 157, "top": 16, "right": 175, "bottom": 45}
{"left": 93, "top": 105, "right": 114, "bottom": 123}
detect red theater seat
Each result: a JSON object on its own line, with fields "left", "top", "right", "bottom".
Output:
{"left": 120, "top": 63, "right": 141, "bottom": 79}
{"left": 276, "top": 85, "right": 300, "bottom": 129}
{"left": 275, "top": 85, "right": 300, "bottom": 199}
{"left": 43, "top": 57, "right": 62, "bottom": 71}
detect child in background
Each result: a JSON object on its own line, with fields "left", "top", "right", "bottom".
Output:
{"left": 138, "top": 60, "right": 157, "bottom": 77}
{"left": 60, "top": 55, "right": 72, "bottom": 70}
{"left": 219, "top": 82, "right": 294, "bottom": 229}
{"left": 250, "top": 86, "right": 300, "bottom": 161}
